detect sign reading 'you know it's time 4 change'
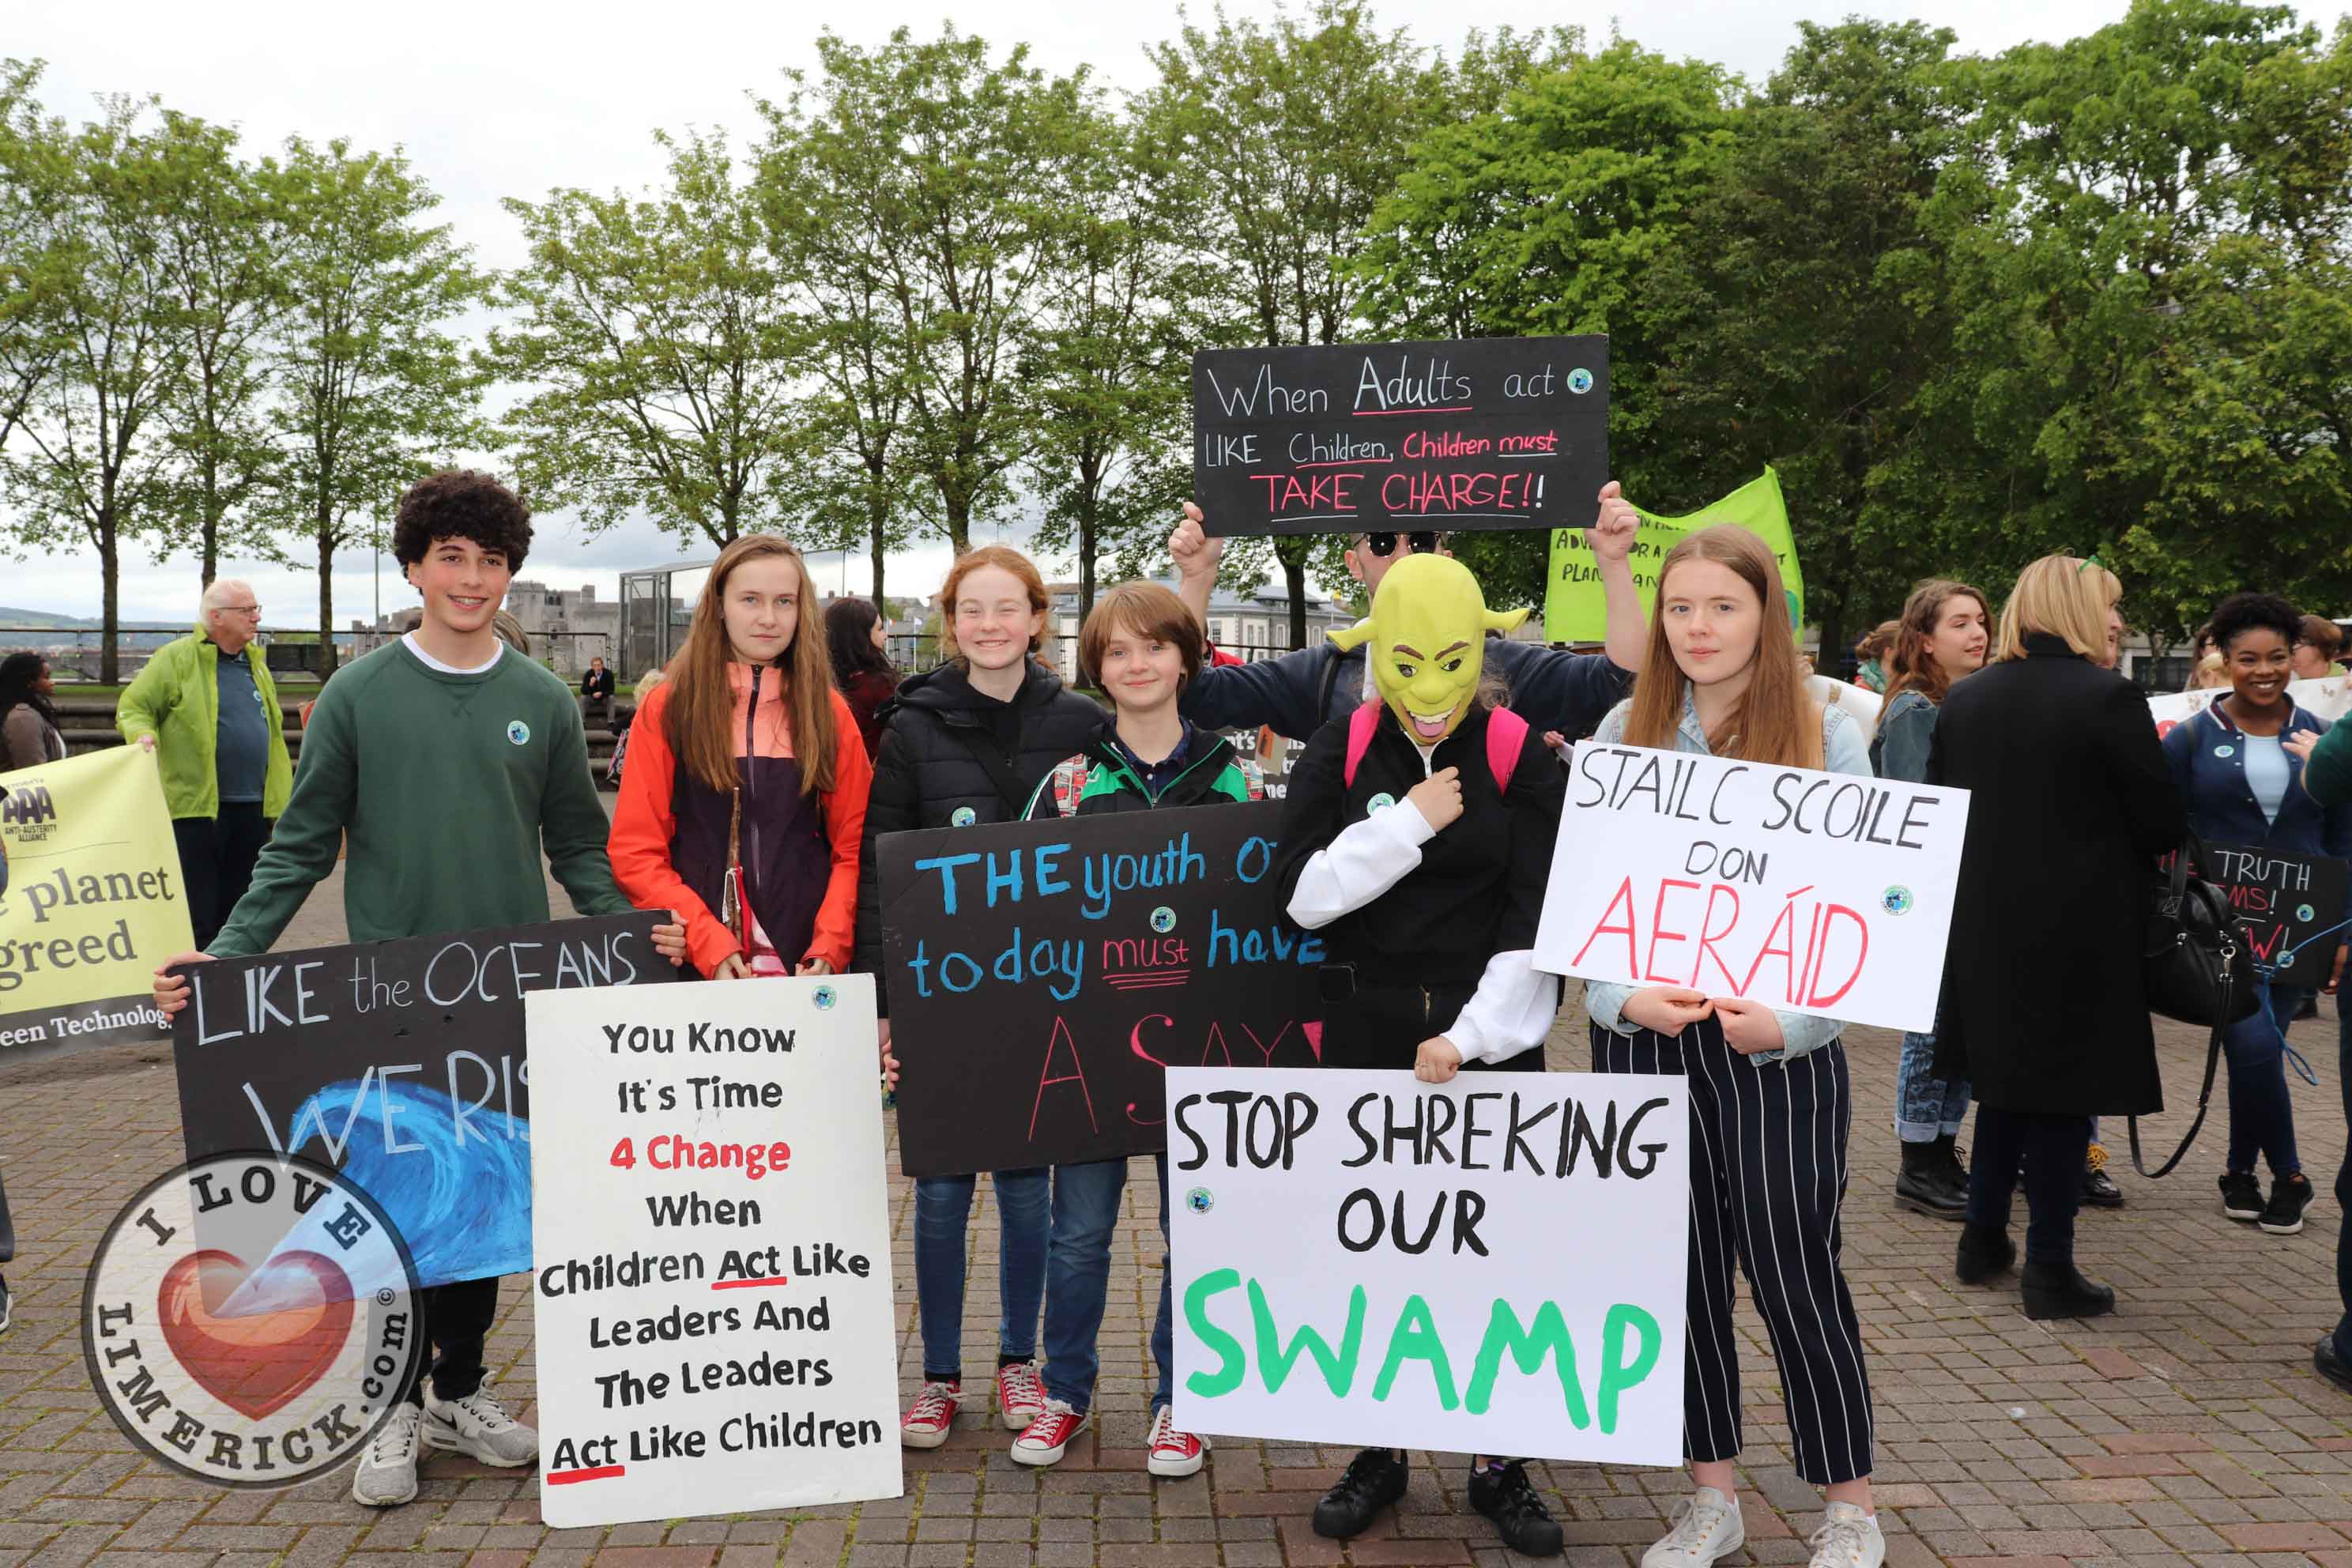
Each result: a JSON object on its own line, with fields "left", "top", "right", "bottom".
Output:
{"left": 1192, "top": 336, "right": 1610, "bottom": 537}
{"left": 1532, "top": 744, "right": 1970, "bottom": 1035}
{"left": 526, "top": 976, "right": 899, "bottom": 1528}
{"left": 1169, "top": 1068, "right": 1687, "bottom": 1465}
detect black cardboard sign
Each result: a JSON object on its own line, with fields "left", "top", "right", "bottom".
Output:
{"left": 877, "top": 805, "right": 1325, "bottom": 1178}
{"left": 1193, "top": 335, "right": 1609, "bottom": 537}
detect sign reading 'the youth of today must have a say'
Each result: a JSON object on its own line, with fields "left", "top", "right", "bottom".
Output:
{"left": 1193, "top": 336, "right": 1609, "bottom": 537}
{"left": 1532, "top": 744, "right": 1970, "bottom": 1034}
{"left": 1168, "top": 1067, "right": 1687, "bottom": 1465}
{"left": 526, "top": 976, "right": 899, "bottom": 1528}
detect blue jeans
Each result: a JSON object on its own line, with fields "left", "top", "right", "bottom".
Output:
{"left": 1894, "top": 1031, "right": 1969, "bottom": 1143}
{"left": 914, "top": 1169, "right": 1050, "bottom": 1383}
{"left": 1038, "top": 1155, "right": 1175, "bottom": 1415}
{"left": 2224, "top": 980, "right": 2306, "bottom": 1179}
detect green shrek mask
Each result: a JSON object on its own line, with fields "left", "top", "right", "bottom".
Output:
{"left": 1328, "top": 553, "right": 1527, "bottom": 744}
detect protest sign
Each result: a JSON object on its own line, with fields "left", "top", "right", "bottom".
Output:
{"left": 1547, "top": 468, "right": 1803, "bottom": 645}
{"left": 526, "top": 975, "right": 899, "bottom": 1528}
{"left": 1168, "top": 1066, "right": 1687, "bottom": 1464}
{"left": 2150, "top": 677, "right": 2352, "bottom": 736}
{"left": 0, "top": 745, "right": 191, "bottom": 1059}
{"left": 1193, "top": 336, "right": 1608, "bottom": 537}
{"left": 878, "top": 804, "right": 1325, "bottom": 1178}
{"left": 2188, "top": 843, "right": 2348, "bottom": 989}
{"left": 1532, "top": 744, "right": 1969, "bottom": 1033}
{"left": 172, "top": 914, "right": 677, "bottom": 1289}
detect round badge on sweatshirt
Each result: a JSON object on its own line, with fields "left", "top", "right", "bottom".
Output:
{"left": 2213, "top": 744, "right": 2234, "bottom": 759}
{"left": 1366, "top": 792, "right": 1396, "bottom": 815}
{"left": 506, "top": 719, "right": 530, "bottom": 746}
{"left": 951, "top": 806, "right": 977, "bottom": 827}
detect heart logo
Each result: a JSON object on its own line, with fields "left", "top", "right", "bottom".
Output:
{"left": 156, "top": 1250, "right": 353, "bottom": 1421}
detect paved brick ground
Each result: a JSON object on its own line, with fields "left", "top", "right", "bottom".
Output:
{"left": 4, "top": 848, "right": 2351, "bottom": 1568}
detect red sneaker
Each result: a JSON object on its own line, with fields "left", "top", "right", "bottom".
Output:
{"left": 1146, "top": 1404, "right": 1208, "bottom": 1478}
{"left": 1010, "top": 1399, "right": 1087, "bottom": 1467}
{"left": 899, "top": 1380, "right": 960, "bottom": 1449}
{"left": 995, "top": 1359, "right": 1045, "bottom": 1430}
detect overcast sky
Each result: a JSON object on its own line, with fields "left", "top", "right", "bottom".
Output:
{"left": 9, "top": 0, "right": 2154, "bottom": 629}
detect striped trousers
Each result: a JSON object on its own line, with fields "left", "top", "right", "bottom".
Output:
{"left": 1592, "top": 1021, "right": 1875, "bottom": 1486}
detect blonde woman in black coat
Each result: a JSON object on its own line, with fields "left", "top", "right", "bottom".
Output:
{"left": 1927, "top": 556, "right": 2186, "bottom": 1319}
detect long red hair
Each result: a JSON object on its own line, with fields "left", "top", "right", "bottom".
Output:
{"left": 1623, "top": 525, "right": 1822, "bottom": 769}
{"left": 664, "top": 534, "right": 839, "bottom": 797}
{"left": 937, "top": 545, "right": 1051, "bottom": 668}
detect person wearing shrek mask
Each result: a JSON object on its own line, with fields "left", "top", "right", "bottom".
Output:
{"left": 1268, "top": 553, "right": 1568, "bottom": 1558}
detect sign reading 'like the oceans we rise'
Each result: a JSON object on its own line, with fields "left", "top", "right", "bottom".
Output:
{"left": 1192, "top": 336, "right": 1610, "bottom": 537}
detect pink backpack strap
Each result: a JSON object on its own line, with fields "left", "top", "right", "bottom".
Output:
{"left": 1486, "top": 707, "right": 1528, "bottom": 796}
{"left": 1341, "top": 700, "right": 1383, "bottom": 789}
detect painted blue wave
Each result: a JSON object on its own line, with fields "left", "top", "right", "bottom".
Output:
{"left": 289, "top": 1077, "right": 533, "bottom": 1288}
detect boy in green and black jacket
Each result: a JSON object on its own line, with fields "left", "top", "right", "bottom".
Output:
{"left": 1004, "top": 582, "right": 1257, "bottom": 1479}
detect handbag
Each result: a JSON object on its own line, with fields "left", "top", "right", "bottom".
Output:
{"left": 2128, "top": 834, "right": 2260, "bottom": 1178}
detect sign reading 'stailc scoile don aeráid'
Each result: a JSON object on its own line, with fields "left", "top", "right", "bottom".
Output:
{"left": 1193, "top": 336, "right": 1609, "bottom": 537}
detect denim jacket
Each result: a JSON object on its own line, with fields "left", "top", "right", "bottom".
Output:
{"left": 1581, "top": 692, "right": 1871, "bottom": 1062}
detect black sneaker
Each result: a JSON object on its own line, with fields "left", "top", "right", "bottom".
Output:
{"left": 2220, "top": 1170, "right": 2263, "bottom": 1221}
{"left": 0, "top": 1276, "right": 13, "bottom": 1339}
{"left": 1468, "top": 1461, "right": 1562, "bottom": 1557}
{"left": 2081, "top": 1144, "right": 2124, "bottom": 1208}
{"left": 2261, "top": 1175, "right": 2315, "bottom": 1235}
{"left": 1313, "top": 1447, "right": 1408, "bottom": 1540}
{"left": 1955, "top": 1222, "right": 2015, "bottom": 1284}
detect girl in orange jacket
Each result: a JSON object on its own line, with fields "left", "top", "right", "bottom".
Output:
{"left": 610, "top": 535, "right": 873, "bottom": 978}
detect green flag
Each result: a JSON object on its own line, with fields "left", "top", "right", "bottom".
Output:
{"left": 1544, "top": 466, "right": 1803, "bottom": 643}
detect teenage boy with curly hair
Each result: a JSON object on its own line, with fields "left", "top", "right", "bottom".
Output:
{"left": 153, "top": 469, "right": 684, "bottom": 1507}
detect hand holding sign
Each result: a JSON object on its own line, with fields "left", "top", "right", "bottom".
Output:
{"left": 1620, "top": 986, "right": 1713, "bottom": 1034}
{"left": 1589, "top": 481, "right": 1638, "bottom": 565}
{"left": 153, "top": 950, "right": 211, "bottom": 1016}
{"left": 1407, "top": 767, "right": 1464, "bottom": 831}
{"left": 1710, "top": 996, "right": 1784, "bottom": 1055}
{"left": 1412, "top": 1034, "right": 1463, "bottom": 1083}
{"left": 1170, "top": 502, "right": 1221, "bottom": 583}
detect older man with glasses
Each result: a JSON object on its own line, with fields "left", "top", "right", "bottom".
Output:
{"left": 1168, "top": 483, "right": 1646, "bottom": 744}
{"left": 116, "top": 579, "right": 292, "bottom": 946}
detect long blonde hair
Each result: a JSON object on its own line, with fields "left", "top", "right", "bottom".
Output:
{"left": 1876, "top": 579, "right": 1988, "bottom": 730}
{"left": 664, "top": 534, "right": 839, "bottom": 797}
{"left": 1994, "top": 555, "right": 2119, "bottom": 662}
{"left": 1623, "top": 525, "right": 1823, "bottom": 769}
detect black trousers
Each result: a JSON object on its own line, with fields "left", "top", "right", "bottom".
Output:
{"left": 173, "top": 803, "right": 270, "bottom": 949}
{"left": 1966, "top": 1106, "right": 2089, "bottom": 1265}
{"left": 1594, "top": 1023, "right": 1874, "bottom": 1486}
{"left": 0, "top": 1162, "right": 14, "bottom": 1265}
{"left": 401, "top": 1276, "right": 501, "bottom": 1407}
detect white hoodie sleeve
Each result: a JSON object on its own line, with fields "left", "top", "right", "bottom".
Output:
{"left": 1284, "top": 799, "right": 1437, "bottom": 929}
{"left": 1445, "top": 949, "right": 1560, "bottom": 1065}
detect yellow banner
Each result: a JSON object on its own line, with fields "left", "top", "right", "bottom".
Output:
{"left": 1545, "top": 467, "right": 1804, "bottom": 643}
{"left": 0, "top": 745, "right": 191, "bottom": 1056}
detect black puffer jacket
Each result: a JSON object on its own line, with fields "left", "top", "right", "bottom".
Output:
{"left": 853, "top": 659, "right": 1107, "bottom": 1008}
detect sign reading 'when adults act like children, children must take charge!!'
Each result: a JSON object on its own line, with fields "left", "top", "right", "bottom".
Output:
{"left": 1532, "top": 744, "right": 1971, "bottom": 1035}
{"left": 877, "top": 805, "right": 1326, "bottom": 1179}
{"left": 526, "top": 976, "right": 900, "bottom": 1528}
{"left": 1192, "top": 335, "right": 1610, "bottom": 537}
{"left": 1169, "top": 1067, "right": 1689, "bottom": 1466}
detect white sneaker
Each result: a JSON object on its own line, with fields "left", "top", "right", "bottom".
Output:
{"left": 423, "top": 1381, "right": 537, "bottom": 1467}
{"left": 1807, "top": 1503, "right": 1883, "bottom": 1568}
{"left": 1644, "top": 1487, "right": 1745, "bottom": 1568}
{"left": 352, "top": 1404, "right": 424, "bottom": 1507}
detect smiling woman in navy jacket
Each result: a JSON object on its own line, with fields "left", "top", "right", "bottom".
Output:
{"left": 2162, "top": 592, "right": 2352, "bottom": 1238}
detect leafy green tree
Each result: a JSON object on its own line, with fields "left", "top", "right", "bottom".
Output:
{"left": 2, "top": 95, "right": 187, "bottom": 682}
{"left": 1023, "top": 101, "right": 1197, "bottom": 620}
{"left": 1907, "top": 0, "right": 2352, "bottom": 643}
{"left": 767, "top": 28, "right": 1084, "bottom": 556}
{"left": 0, "top": 60, "right": 61, "bottom": 455}
{"left": 1635, "top": 20, "right": 1964, "bottom": 658}
{"left": 1351, "top": 40, "right": 1739, "bottom": 613}
{"left": 152, "top": 111, "right": 285, "bottom": 586}
{"left": 492, "top": 129, "right": 803, "bottom": 552}
{"left": 260, "top": 136, "right": 488, "bottom": 673}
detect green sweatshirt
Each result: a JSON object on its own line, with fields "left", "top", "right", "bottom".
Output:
{"left": 2307, "top": 718, "right": 2352, "bottom": 808}
{"left": 209, "top": 640, "right": 631, "bottom": 957}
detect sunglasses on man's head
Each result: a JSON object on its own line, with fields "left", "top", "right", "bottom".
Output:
{"left": 1362, "top": 531, "right": 1442, "bottom": 558}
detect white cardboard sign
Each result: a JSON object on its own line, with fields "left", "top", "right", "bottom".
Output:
{"left": 1169, "top": 1066, "right": 1688, "bottom": 1466}
{"left": 526, "top": 975, "right": 900, "bottom": 1527}
{"left": 1532, "top": 743, "right": 1969, "bottom": 1034}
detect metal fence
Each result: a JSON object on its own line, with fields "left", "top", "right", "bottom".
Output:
{"left": 0, "top": 626, "right": 620, "bottom": 682}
